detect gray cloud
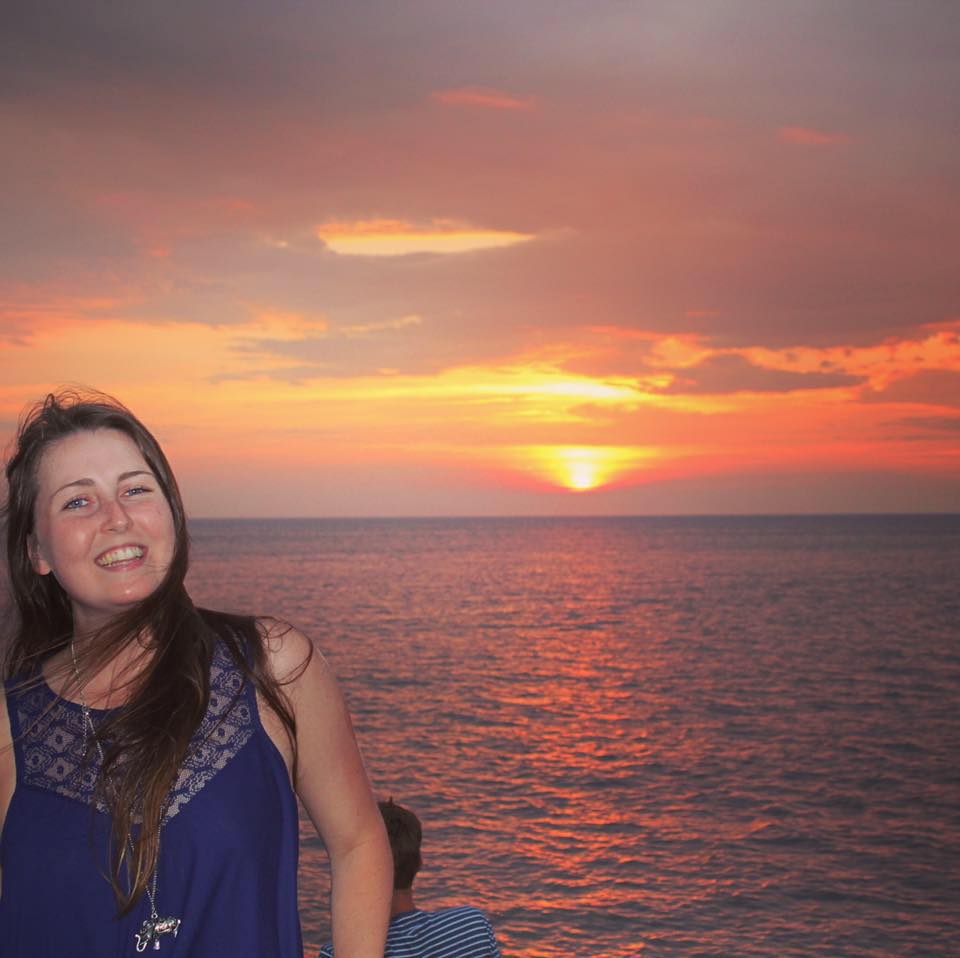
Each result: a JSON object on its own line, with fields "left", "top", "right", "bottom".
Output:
{"left": 0, "top": 0, "right": 549, "bottom": 115}
{"left": 223, "top": 304, "right": 515, "bottom": 379}
{"left": 886, "top": 414, "right": 960, "bottom": 439}
{"left": 862, "top": 369, "right": 960, "bottom": 408}
{"left": 2, "top": 0, "right": 958, "bottom": 364}
{"left": 656, "top": 353, "right": 863, "bottom": 395}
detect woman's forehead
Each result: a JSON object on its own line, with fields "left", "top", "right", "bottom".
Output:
{"left": 36, "top": 429, "right": 150, "bottom": 487}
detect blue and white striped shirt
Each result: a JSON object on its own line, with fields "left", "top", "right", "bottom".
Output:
{"left": 320, "top": 906, "right": 502, "bottom": 958}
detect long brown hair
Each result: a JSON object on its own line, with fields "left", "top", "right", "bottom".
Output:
{"left": 2, "top": 388, "right": 301, "bottom": 915}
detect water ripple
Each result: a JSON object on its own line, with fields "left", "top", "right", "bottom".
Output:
{"left": 187, "top": 516, "right": 960, "bottom": 957}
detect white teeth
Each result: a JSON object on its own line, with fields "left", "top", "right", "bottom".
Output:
{"left": 97, "top": 546, "right": 144, "bottom": 567}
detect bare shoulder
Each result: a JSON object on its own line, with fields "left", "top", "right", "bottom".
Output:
{"left": 254, "top": 617, "right": 343, "bottom": 719}
{"left": 252, "top": 618, "right": 347, "bottom": 786}
{"left": 256, "top": 617, "right": 327, "bottom": 685}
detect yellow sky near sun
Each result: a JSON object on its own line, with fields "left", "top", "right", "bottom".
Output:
{"left": 2, "top": 3, "right": 959, "bottom": 514}
{"left": 3, "top": 309, "right": 958, "bottom": 501}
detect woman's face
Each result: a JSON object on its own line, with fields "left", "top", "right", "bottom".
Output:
{"left": 29, "top": 428, "right": 176, "bottom": 635}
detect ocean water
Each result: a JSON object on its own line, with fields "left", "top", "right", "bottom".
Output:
{"left": 184, "top": 515, "right": 960, "bottom": 958}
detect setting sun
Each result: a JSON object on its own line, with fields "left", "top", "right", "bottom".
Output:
{"left": 522, "top": 446, "right": 654, "bottom": 492}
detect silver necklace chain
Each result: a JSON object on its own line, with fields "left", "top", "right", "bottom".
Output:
{"left": 69, "top": 641, "right": 182, "bottom": 952}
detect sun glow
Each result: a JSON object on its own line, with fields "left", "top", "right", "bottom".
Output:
{"left": 523, "top": 446, "right": 655, "bottom": 491}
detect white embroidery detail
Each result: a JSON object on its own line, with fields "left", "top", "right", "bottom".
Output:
{"left": 16, "top": 643, "right": 255, "bottom": 822}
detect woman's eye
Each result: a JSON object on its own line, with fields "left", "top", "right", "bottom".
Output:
{"left": 124, "top": 485, "right": 151, "bottom": 497}
{"left": 63, "top": 497, "right": 89, "bottom": 510}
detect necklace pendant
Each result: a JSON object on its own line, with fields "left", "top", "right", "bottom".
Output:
{"left": 134, "top": 916, "right": 181, "bottom": 952}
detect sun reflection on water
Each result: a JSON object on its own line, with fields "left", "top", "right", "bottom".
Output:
{"left": 187, "top": 516, "right": 960, "bottom": 958}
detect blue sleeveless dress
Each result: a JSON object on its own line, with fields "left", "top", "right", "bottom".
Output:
{"left": 0, "top": 643, "right": 304, "bottom": 956}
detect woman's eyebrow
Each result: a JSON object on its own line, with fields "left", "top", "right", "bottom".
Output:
{"left": 118, "top": 469, "right": 153, "bottom": 483}
{"left": 49, "top": 470, "right": 154, "bottom": 500}
{"left": 50, "top": 477, "right": 95, "bottom": 499}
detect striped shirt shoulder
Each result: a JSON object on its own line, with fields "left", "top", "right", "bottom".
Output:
{"left": 319, "top": 905, "right": 502, "bottom": 958}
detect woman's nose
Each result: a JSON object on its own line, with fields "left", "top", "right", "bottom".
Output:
{"left": 101, "top": 497, "right": 132, "bottom": 532}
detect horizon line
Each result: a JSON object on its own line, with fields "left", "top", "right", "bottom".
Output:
{"left": 186, "top": 511, "right": 960, "bottom": 521}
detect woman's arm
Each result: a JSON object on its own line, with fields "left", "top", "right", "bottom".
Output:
{"left": 260, "top": 621, "right": 392, "bottom": 958}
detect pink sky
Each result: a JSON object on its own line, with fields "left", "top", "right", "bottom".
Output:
{"left": 1, "top": 1, "right": 958, "bottom": 515}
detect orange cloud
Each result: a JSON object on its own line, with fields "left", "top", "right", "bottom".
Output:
{"left": 430, "top": 86, "right": 538, "bottom": 112}
{"left": 742, "top": 322, "right": 960, "bottom": 392}
{"left": 0, "top": 288, "right": 142, "bottom": 347}
{"left": 246, "top": 308, "right": 329, "bottom": 338}
{"left": 314, "top": 219, "right": 534, "bottom": 256}
{"left": 576, "top": 322, "right": 960, "bottom": 399}
{"left": 778, "top": 126, "right": 851, "bottom": 146}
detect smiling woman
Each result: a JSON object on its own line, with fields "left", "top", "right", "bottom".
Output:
{"left": 0, "top": 389, "right": 391, "bottom": 957}
{"left": 28, "top": 430, "right": 176, "bottom": 634}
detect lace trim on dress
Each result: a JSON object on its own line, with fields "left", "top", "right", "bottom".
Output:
{"left": 15, "top": 642, "right": 256, "bottom": 823}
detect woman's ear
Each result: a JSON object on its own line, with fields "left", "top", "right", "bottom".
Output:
{"left": 28, "top": 535, "right": 52, "bottom": 576}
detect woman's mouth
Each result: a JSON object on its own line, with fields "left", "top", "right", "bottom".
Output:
{"left": 96, "top": 545, "right": 146, "bottom": 568}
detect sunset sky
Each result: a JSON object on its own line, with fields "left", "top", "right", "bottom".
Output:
{"left": 2, "top": 1, "right": 958, "bottom": 516}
